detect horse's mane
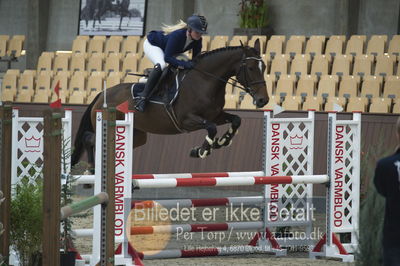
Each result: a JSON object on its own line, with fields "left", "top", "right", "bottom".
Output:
{"left": 194, "top": 45, "right": 258, "bottom": 63}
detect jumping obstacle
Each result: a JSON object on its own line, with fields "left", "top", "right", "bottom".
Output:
{"left": 127, "top": 110, "right": 361, "bottom": 264}
{"left": 8, "top": 108, "right": 134, "bottom": 266}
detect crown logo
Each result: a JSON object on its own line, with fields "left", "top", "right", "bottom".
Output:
{"left": 25, "top": 136, "right": 41, "bottom": 152}
{"left": 290, "top": 134, "right": 303, "bottom": 148}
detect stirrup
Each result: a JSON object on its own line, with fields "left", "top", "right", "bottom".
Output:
{"left": 134, "top": 97, "right": 147, "bottom": 112}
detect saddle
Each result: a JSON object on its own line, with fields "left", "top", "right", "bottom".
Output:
{"left": 130, "top": 66, "right": 187, "bottom": 106}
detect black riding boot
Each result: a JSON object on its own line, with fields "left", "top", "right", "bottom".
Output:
{"left": 135, "top": 63, "right": 162, "bottom": 112}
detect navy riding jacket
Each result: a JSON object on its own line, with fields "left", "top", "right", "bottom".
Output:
{"left": 374, "top": 148, "right": 400, "bottom": 248}
{"left": 147, "top": 28, "right": 202, "bottom": 68}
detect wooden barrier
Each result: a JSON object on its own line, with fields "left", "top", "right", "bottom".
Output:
{"left": 0, "top": 105, "right": 12, "bottom": 264}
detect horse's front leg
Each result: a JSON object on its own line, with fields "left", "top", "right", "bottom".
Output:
{"left": 182, "top": 114, "right": 217, "bottom": 158}
{"left": 212, "top": 111, "right": 241, "bottom": 149}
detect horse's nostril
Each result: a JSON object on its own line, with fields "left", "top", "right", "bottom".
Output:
{"left": 257, "top": 98, "right": 267, "bottom": 107}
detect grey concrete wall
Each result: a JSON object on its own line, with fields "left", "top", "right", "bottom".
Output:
{"left": 0, "top": 0, "right": 28, "bottom": 36}
{"left": 358, "top": 0, "right": 400, "bottom": 36}
{"left": 47, "top": 0, "right": 81, "bottom": 51}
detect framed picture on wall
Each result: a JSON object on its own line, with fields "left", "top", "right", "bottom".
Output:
{"left": 78, "top": 0, "right": 147, "bottom": 36}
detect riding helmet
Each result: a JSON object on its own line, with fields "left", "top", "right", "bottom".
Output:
{"left": 187, "top": 15, "right": 208, "bottom": 34}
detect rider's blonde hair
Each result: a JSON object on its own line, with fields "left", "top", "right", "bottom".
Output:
{"left": 161, "top": 20, "right": 187, "bottom": 34}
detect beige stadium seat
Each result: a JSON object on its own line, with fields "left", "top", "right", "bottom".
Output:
{"left": 310, "top": 54, "right": 331, "bottom": 77}
{"left": 329, "top": 35, "right": 346, "bottom": 42}
{"left": 296, "top": 75, "right": 317, "bottom": 97}
{"left": 345, "top": 37, "right": 364, "bottom": 56}
{"left": 87, "top": 74, "right": 103, "bottom": 94}
{"left": 72, "top": 38, "right": 87, "bottom": 54}
{"left": 209, "top": 36, "right": 228, "bottom": 50}
{"left": 87, "top": 53, "right": 104, "bottom": 72}
{"left": 123, "top": 74, "right": 140, "bottom": 83}
{"left": 275, "top": 74, "right": 295, "bottom": 97}
{"left": 0, "top": 35, "right": 9, "bottom": 57}
{"left": 325, "top": 38, "right": 344, "bottom": 57}
{"left": 37, "top": 52, "right": 54, "bottom": 72}
{"left": 68, "top": 90, "right": 86, "bottom": 104}
{"left": 69, "top": 71, "right": 86, "bottom": 92}
{"left": 352, "top": 54, "right": 374, "bottom": 77}
{"left": 229, "top": 35, "right": 248, "bottom": 46}
{"left": 105, "top": 36, "right": 122, "bottom": 54}
{"left": 392, "top": 102, "right": 400, "bottom": 114}
{"left": 265, "top": 38, "right": 283, "bottom": 57}
{"left": 369, "top": 97, "right": 390, "bottom": 113}
{"left": 290, "top": 54, "right": 310, "bottom": 76}
{"left": 88, "top": 38, "right": 104, "bottom": 55}
{"left": 224, "top": 94, "right": 239, "bottom": 109}
{"left": 366, "top": 35, "right": 387, "bottom": 56}
{"left": 136, "top": 38, "right": 146, "bottom": 58}
{"left": 70, "top": 52, "right": 86, "bottom": 72}
{"left": 302, "top": 96, "right": 321, "bottom": 111}
{"left": 325, "top": 96, "right": 346, "bottom": 111}
{"left": 338, "top": 75, "right": 360, "bottom": 99}
{"left": 282, "top": 96, "right": 301, "bottom": 111}
{"left": 383, "top": 75, "right": 400, "bottom": 98}
{"left": 305, "top": 38, "right": 325, "bottom": 56}
{"left": 121, "top": 36, "right": 139, "bottom": 55}
{"left": 1, "top": 72, "right": 18, "bottom": 101}
{"left": 53, "top": 53, "right": 70, "bottom": 72}
{"left": 104, "top": 53, "right": 121, "bottom": 74}
{"left": 270, "top": 54, "right": 290, "bottom": 77}
{"left": 239, "top": 94, "right": 256, "bottom": 110}
{"left": 76, "top": 35, "right": 89, "bottom": 41}
{"left": 290, "top": 35, "right": 306, "bottom": 42}
{"left": 374, "top": 54, "right": 396, "bottom": 77}
{"left": 201, "top": 35, "right": 211, "bottom": 51}
{"left": 138, "top": 56, "right": 153, "bottom": 73}
{"left": 18, "top": 72, "right": 34, "bottom": 91}
{"left": 331, "top": 54, "right": 353, "bottom": 76}
{"left": 360, "top": 75, "right": 383, "bottom": 98}
{"left": 317, "top": 75, "right": 339, "bottom": 99}
{"left": 106, "top": 72, "right": 122, "bottom": 88}
{"left": 264, "top": 74, "right": 275, "bottom": 96}
{"left": 7, "top": 35, "right": 24, "bottom": 58}
{"left": 346, "top": 97, "right": 366, "bottom": 112}
{"left": 122, "top": 53, "right": 138, "bottom": 75}
{"left": 33, "top": 73, "right": 52, "bottom": 103}
{"left": 350, "top": 35, "right": 367, "bottom": 42}
{"left": 285, "top": 37, "right": 304, "bottom": 57}
{"left": 93, "top": 35, "right": 106, "bottom": 41}
{"left": 270, "top": 35, "right": 286, "bottom": 42}
{"left": 388, "top": 35, "right": 400, "bottom": 56}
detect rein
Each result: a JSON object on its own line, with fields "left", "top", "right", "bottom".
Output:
{"left": 192, "top": 56, "right": 266, "bottom": 95}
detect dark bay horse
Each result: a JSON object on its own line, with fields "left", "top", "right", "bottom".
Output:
{"left": 71, "top": 40, "right": 268, "bottom": 168}
{"left": 82, "top": 0, "right": 131, "bottom": 30}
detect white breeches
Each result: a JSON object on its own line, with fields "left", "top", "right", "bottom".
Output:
{"left": 143, "top": 39, "right": 167, "bottom": 70}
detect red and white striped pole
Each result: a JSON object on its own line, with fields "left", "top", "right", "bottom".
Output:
{"left": 132, "top": 171, "right": 264, "bottom": 179}
{"left": 133, "top": 175, "right": 329, "bottom": 189}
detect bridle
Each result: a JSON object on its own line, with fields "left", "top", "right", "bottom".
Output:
{"left": 235, "top": 55, "right": 266, "bottom": 96}
{"left": 192, "top": 53, "right": 266, "bottom": 96}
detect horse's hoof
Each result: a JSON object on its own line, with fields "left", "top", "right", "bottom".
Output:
{"left": 190, "top": 148, "right": 200, "bottom": 158}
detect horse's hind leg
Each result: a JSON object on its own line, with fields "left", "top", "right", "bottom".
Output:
{"left": 182, "top": 114, "right": 217, "bottom": 158}
{"left": 212, "top": 111, "right": 241, "bottom": 149}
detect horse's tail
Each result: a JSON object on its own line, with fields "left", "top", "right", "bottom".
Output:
{"left": 71, "top": 93, "right": 102, "bottom": 167}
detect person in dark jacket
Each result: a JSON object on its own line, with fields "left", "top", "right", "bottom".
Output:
{"left": 374, "top": 116, "right": 400, "bottom": 266}
{"left": 134, "top": 14, "right": 208, "bottom": 112}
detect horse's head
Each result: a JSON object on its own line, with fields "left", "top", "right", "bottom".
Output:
{"left": 236, "top": 39, "right": 269, "bottom": 108}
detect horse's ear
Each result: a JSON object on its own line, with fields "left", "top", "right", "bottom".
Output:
{"left": 254, "top": 39, "right": 261, "bottom": 55}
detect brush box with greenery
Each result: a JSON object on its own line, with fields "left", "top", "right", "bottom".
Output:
{"left": 10, "top": 176, "right": 43, "bottom": 266}
{"left": 234, "top": 0, "right": 273, "bottom": 36}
